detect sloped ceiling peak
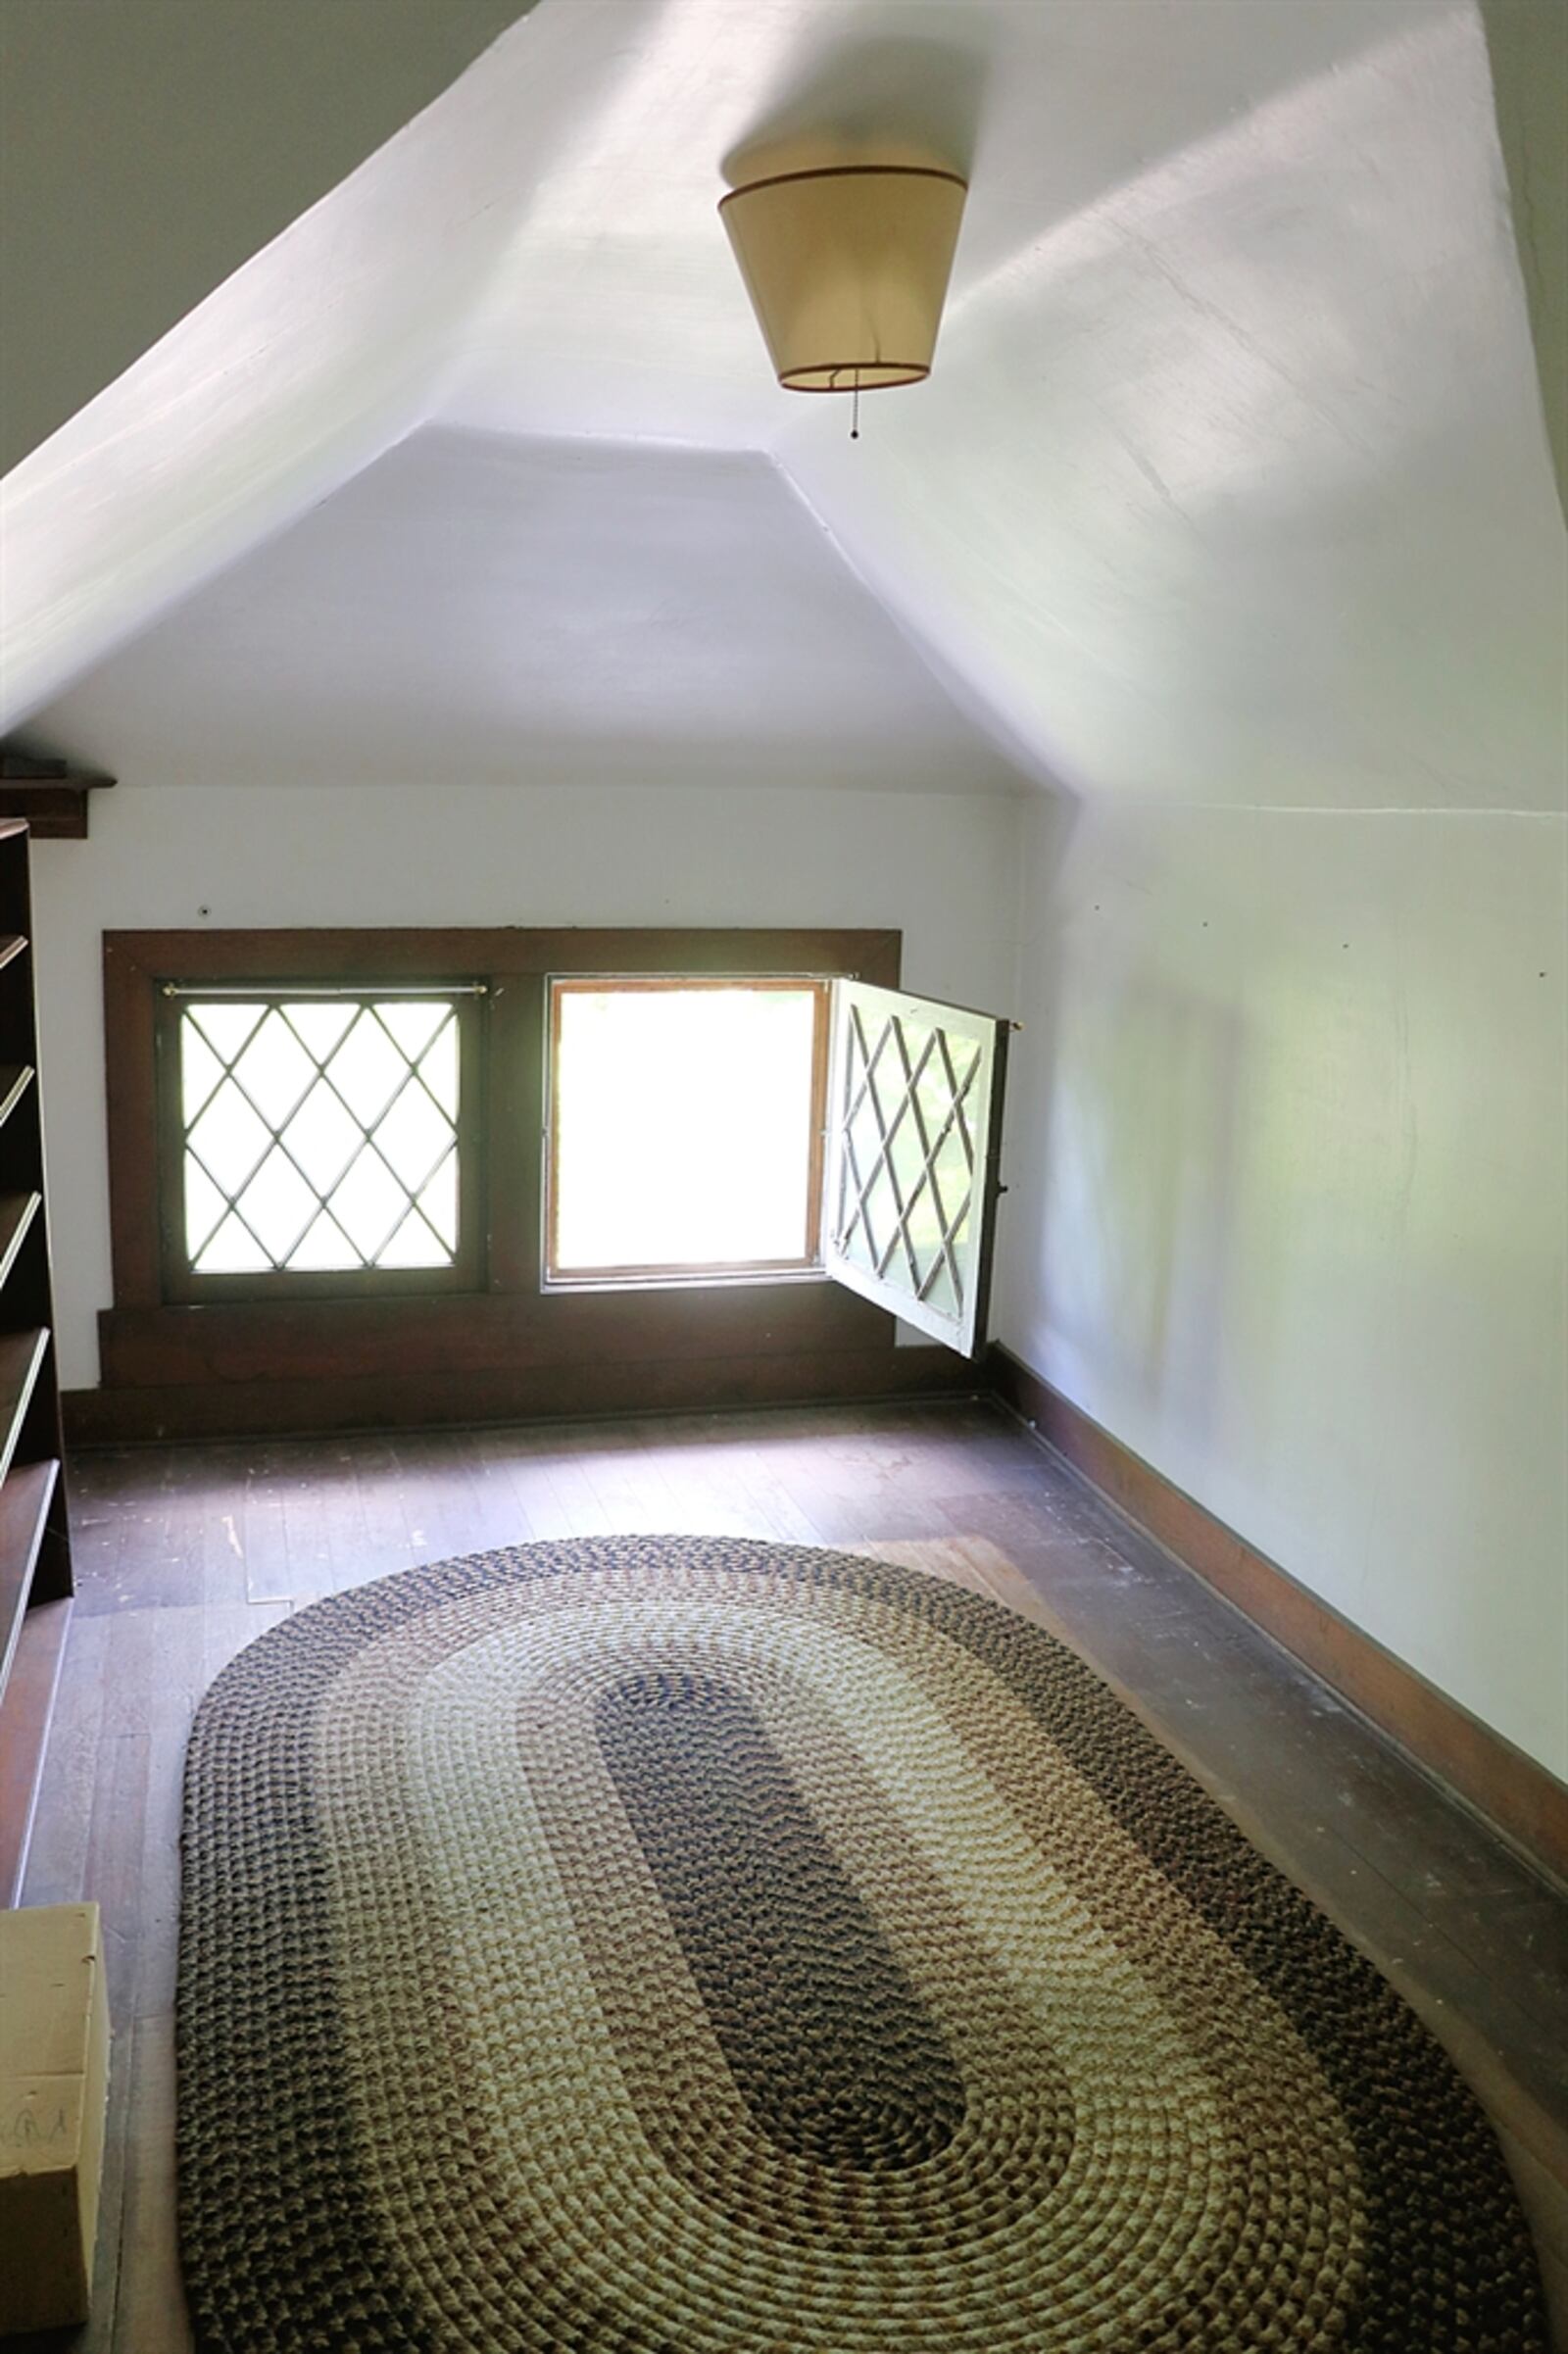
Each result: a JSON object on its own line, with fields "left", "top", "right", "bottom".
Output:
{"left": 780, "top": 4, "right": 1568, "bottom": 814}
{"left": 4, "top": 0, "right": 1563, "bottom": 821}
{"left": 31, "top": 429, "right": 1022, "bottom": 795}
{"left": 0, "top": 0, "right": 655, "bottom": 731}
{"left": 440, "top": 0, "right": 1418, "bottom": 451}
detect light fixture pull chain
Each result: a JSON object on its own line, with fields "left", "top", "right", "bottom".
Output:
{"left": 851, "top": 370, "right": 860, "bottom": 441}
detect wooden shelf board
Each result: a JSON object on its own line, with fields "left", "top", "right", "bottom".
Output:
{"left": 0, "top": 1327, "right": 49, "bottom": 1488}
{"left": 0, "top": 1594, "right": 72, "bottom": 1906}
{"left": 0, "top": 756, "right": 117, "bottom": 840}
{"left": 0, "top": 1457, "right": 60, "bottom": 1701}
{"left": 0, "top": 1064, "right": 33, "bottom": 1133}
{"left": 0, "top": 785, "right": 114, "bottom": 842}
{"left": 0, "top": 824, "right": 72, "bottom": 1906}
{"left": 0, "top": 1192, "right": 41, "bottom": 1293}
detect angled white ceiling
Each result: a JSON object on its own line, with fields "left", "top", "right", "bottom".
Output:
{"left": 0, "top": 0, "right": 645, "bottom": 732}
{"left": 4, "top": 0, "right": 1563, "bottom": 814}
{"left": 36, "top": 428, "right": 1022, "bottom": 793}
{"left": 442, "top": 0, "right": 1400, "bottom": 453}
{"left": 779, "top": 4, "right": 1568, "bottom": 812}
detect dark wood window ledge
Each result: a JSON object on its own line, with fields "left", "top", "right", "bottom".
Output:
{"left": 0, "top": 749, "right": 116, "bottom": 840}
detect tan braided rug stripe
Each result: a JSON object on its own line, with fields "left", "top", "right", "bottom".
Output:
{"left": 176, "top": 1537, "right": 1546, "bottom": 2351}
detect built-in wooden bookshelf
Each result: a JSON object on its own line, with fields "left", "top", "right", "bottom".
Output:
{"left": 0, "top": 819, "right": 73, "bottom": 1904}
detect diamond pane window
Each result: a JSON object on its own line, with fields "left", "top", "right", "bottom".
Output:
{"left": 174, "top": 996, "right": 470, "bottom": 1280}
{"left": 132, "top": 939, "right": 1008, "bottom": 1369}
{"left": 823, "top": 981, "right": 1008, "bottom": 1357}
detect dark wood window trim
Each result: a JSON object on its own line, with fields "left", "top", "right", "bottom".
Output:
{"left": 90, "top": 928, "right": 971, "bottom": 1431}
{"left": 155, "top": 981, "right": 486, "bottom": 1302}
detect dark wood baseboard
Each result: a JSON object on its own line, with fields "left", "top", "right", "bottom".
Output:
{"left": 987, "top": 1343, "right": 1568, "bottom": 1890}
{"left": 60, "top": 1328, "right": 1566, "bottom": 1887}
{"left": 65, "top": 1344, "right": 975, "bottom": 1447}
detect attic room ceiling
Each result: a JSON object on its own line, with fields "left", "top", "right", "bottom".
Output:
{"left": 3, "top": 0, "right": 1563, "bottom": 815}
{"left": 35, "top": 430, "right": 1023, "bottom": 794}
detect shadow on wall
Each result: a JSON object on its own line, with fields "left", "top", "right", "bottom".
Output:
{"left": 1004, "top": 795, "right": 1261, "bottom": 1471}
{"left": 1482, "top": 0, "right": 1568, "bottom": 525}
{"left": 1056, "top": 962, "right": 1251, "bottom": 1467}
{"left": 722, "top": 32, "right": 988, "bottom": 184}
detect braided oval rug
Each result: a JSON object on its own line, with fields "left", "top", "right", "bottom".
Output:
{"left": 177, "top": 1536, "right": 1546, "bottom": 2352}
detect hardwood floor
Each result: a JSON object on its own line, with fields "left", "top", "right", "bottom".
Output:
{"left": 13, "top": 1398, "right": 1568, "bottom": 2350}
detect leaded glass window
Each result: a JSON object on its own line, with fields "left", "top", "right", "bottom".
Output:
{"left": 167, "top": 990, "right": 478, "bottom": 1292}
{"left": 823, "top": 980, "right": 1007, "bottom": 1357}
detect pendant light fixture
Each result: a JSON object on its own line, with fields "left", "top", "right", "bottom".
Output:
{"left": 719, "top": 155, "right": 967, "bottom": 427}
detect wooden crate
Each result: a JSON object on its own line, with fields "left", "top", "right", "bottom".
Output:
{"left": 0, "top": 1903, "right": 111, "bottom": 2333}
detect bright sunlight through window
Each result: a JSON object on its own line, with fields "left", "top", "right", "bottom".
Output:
{"left": 549, "top": 981, "right": 826, "bottom": 1279}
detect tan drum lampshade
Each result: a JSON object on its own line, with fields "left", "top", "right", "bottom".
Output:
{"left": 719, "top": 163, "right": 967, "bottom": 394}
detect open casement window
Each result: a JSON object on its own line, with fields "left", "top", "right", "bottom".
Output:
{"left": 547, "top": 974, "right": 1008, "bottom": 1360}
{"left": 546, "top": 978, "right": 832, "bottom": 1283}
{"left": 823, "top": 980, "right": 1009, "bottom": 1359}
{"left": 158, "top": 984, "right": 485, "bottom": 1299}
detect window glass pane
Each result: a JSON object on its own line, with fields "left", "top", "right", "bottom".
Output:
{"left": 922, "top": 1254, "right": 958, "bottom": 1316}
{"left": 189, "top": 1003, "right": 266, "bottom": 1064}
{"left": 838, "top": 1181, "right": 879, "bottom": 1275}
{"left": 374, "top": 1080, "right": 453, "bottom": 1189}
{"left": 416, "top": 1019, "right": 460, "bottom": 1118}
{"left": 230, "top": 1009, "right": 314, "bottom": 1127}
{"left": 289, "top": 1208, "right": 360, "bottom": 1270}
{"left": 188, "top": 1079, "right": 270, "bottom": 1196}
{"left": 182, "top": 1030, "right": 224, "bottom": 1125}
{"left": 319, "top": 1144, "right": 409, "bottom": 1259}
{"left": 914, "top": 1054, "right": 953, "bottom": 1140}
{"left": 376, "top": 1205, "right": 449, "bottom": 1269}
{"left": 416, "top": 1149, "right": 459, "bottom": 1251}
{"left": 178, "top": 997, "right": 463, "bottom": 1275}
{"left": 376, "top": 1002, "right": 448, "bottom": 1061}
{"left": 328, "top": 1011, "right": 409, "bottom": 1126}
{"left": 553, "top": 984, "right": 820, "bottom": 1274}
{"left": 287, "top": 1003, "right": 358, "bottom": 1062}
{"left": 825, "top": 985, "right": 997, "bottom": 1350}
{"left": 237, "top": 1145, "right": 318, "bottom": 1260}
{"left": 183, "top": 1160, "right": 226, "bottom": 1261}
{"left": 888, "top": 1101, "right": 926, "bottom": 1200}
{"left": 198, "top": 1210, "right": 270, "bottom": 1274}
{"left": 281, "top": 1081, "right": 362, "bottom": 1195}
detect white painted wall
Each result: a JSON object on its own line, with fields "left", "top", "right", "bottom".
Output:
{"left": 10, "top": 0, "right": 1561, "bottom": 1797}
{"left": 998, "top": 796, "right": 1568, "bottom": 1781}
{"left": 31, "top": 778, "right": 1022, "bottom": 1393}
{"left": 768, "top": 0, "right": 1568, "bottom": 1788}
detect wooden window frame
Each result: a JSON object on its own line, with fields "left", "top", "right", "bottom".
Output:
{"left": 544, "top": 975, "right": 833, "bottom": 1289}
{"left": 156, "top": 981, "right": 487, "bottom": 1303}
{"left": 97, "top": 928, "right": 907, "bottom": 1415}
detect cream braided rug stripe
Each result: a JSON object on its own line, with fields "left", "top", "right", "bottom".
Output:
{"left": 176, "top": 1536, "right": 1546, "bottom": 2352}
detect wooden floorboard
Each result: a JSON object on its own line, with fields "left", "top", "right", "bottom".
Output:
{"left": 13, "top": 1398, "right": 1567, "bottom": 2350}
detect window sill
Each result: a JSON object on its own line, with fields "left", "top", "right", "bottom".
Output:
{"left": 541, "top": 1265, "right": 827, "bottom": 1297}
{"left": 76, "top": 1282, "right": 985, "bottom": 1444}
{"left": 95, "top": 1279, "right": 888, "bottom": 1391}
